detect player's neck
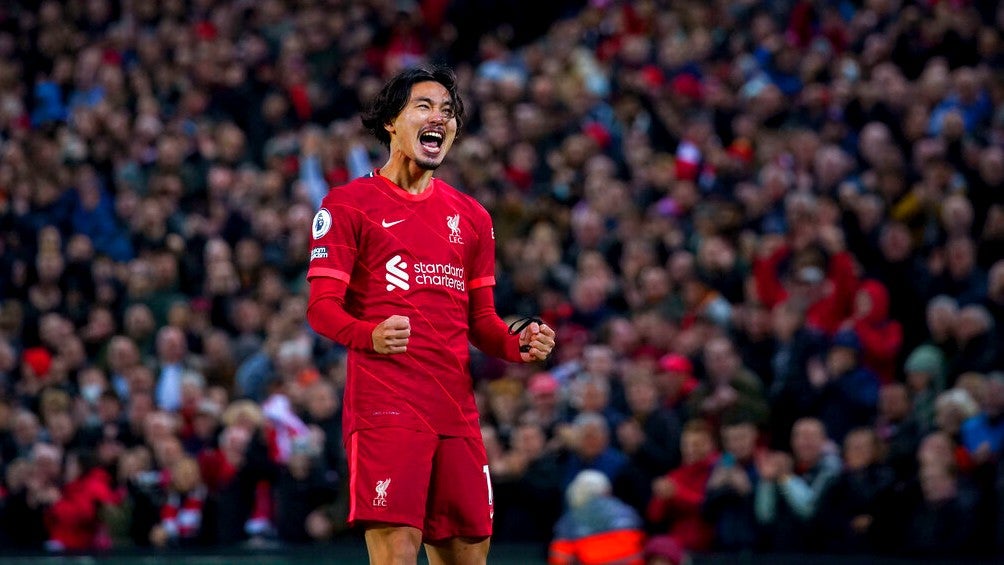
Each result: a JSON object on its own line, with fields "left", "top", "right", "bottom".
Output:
{"left": 378, "top": 159, "right": 435, "bottom": 195}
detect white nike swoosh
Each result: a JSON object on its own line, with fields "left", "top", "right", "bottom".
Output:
{"left": 382, "top": 219, "right": 406, "bottom": 228}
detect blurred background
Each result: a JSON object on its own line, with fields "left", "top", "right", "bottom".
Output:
{"left": 1, "top": 0, "right": 1004, "bottom": 563}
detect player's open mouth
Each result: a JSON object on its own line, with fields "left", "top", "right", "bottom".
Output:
{"left": 419, "top": 130, "right": 444, "bottom": 154}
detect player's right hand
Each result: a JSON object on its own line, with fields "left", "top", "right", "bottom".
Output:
{"left": 372, "top": 315, "right": 410, "bottom": 354}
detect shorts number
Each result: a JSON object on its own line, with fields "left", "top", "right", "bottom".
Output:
{"left": 482, "top": 464, "right": 494, "bottom": 506}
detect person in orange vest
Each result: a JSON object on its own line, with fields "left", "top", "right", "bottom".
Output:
{"left": 548, "top": 470, "right": 645, "bottom": 565}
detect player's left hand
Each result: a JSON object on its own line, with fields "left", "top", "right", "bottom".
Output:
{"left": 519, "top": 321, "right": 555, "bottom": 362}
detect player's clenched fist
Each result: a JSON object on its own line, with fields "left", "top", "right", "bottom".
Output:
{"left": 373, "top": 315, "right": 410, "bottom": 354}
{"left": 519, "top": 321, "right": 556, "bottom": 362}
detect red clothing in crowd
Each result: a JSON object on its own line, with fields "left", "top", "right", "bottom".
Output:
{"left": 198, "top": 449, "right": 238, "bottom": 493}
{"left": 646, "top": 453, "right": 717, "bottom": 552}
{"left": 848, "top": 280, "right": 903, "bottom": 383}
{"left": 45, "top": 468, "right": 115, "bottom": 551}
{"left": 753, "top": 246, "right": 858, "bottom": 335}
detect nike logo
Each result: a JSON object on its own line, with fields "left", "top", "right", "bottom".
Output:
{"left": 382, "top": 219, "right": 406, "bottom": 228}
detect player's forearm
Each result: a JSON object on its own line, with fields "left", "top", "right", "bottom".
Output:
{"left": 307, "top": 278, "right": 376, "bottom": 351}
{"left": 469, "top": 314, "right": 522, "bottom": 362}
{"left": 468, "top": 286, "right": 523, "bottom": 362}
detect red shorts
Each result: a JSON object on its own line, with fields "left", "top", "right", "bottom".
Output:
{"left": 346, "top": 427, "right": 493, "bottom": 541}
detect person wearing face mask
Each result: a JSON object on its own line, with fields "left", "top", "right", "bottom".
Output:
{"left": 73, "top": 364, "right": 104, "bottom": 407}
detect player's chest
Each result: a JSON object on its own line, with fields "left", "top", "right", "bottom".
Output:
{"left": 357, "top": 202, "right": 476, "bottom": 294}
{"left": 358, "top": 201, "right": 475, "bottom": 264}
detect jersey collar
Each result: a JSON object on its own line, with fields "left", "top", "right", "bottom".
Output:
{"left": 372, "top": 169, "right": 438, "bottom": 202}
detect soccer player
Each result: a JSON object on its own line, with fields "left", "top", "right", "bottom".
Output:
{"left": 305, "top": 66, "right": 556, "bottom": 565}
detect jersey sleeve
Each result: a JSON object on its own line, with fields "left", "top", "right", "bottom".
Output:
{"left": 468, "top": 205, "right": 496, "bottom": 291}
{"left": 307, "top": 192, "right": 361, "bottom": 283}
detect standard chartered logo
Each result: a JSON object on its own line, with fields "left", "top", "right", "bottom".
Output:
{"left": 385, "top": 255, "right": 410, "bottom": 291}
{"left": 384, "top": 255, "right": 465, "bottom": 292}
{"left": 414, "top": 262, "right": 465, "bottom": 290}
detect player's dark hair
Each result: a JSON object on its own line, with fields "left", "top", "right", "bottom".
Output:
{"left": 361, "top": 65, "right": 465, "bottom": 148}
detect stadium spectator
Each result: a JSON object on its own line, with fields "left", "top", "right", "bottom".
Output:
{"left": 702, "top": 417, "right": 761, "bottom": 552}
{"left": 0, "top": 444, "right": 63, "bottom": 549}
{"left": 933, "top": 389, "right": 983, "bottom": 475}
{"left": 686, "top": 337, "right": 769, "bottom": 429}
{"left": 874, "top": 383, "right": 924, "bottom": 484}
{"left": 766, "top": 301, "right": 826, "bottom": 451}
{"left": 490, "top": 421, "right": 563, "bottom": 544}
{"left": 549, "top": 469, "right": 645, "bottom": 565}
{"left": 617, "top": 370, "right": 681, "bottom": 481}
{"left": 901, "top": 464, "right": 984, "bottom": 558}
{"left": 960, "top": 373, "right": 1004, "bottom": 462}
{"left": 844, "top": 280, "right": 903, "bottom": 383}
{"left": 567, "top": 374, "right": 627, "bottom": 444}
{"left": 273, "top": 437, "right": 338, "bottom": 545}
{"left": 525, "top": 371, "right": 566, "bottom": 441}
{"left": 807, "top": 331, "right": 880, "bottom": 443}
{"left": 949, "top": 305, "right": 1002, "bottom": 382}
{"left": 559, "top": 412, "right": 648, "bottom": 515}
{"left": 653, "top": 353, "right": 698, "bottom": 415}
{"left": 44, "top": 449, "right": 115, "bottom": 552}
{"left": 751, "top": 196, "right": 858, "bottom": 336}
{"left": 755, "top": 418, "right": 840, "bottom": 552}
{"left": 149, "top": 456, "right": 208, "bottom": 548}
{"left": 903, "top": 344, "right": 949, "bottom": 431}
{"left": 646, "top": 419, "right": 717, "bottom": 553}
{"left": 815, "top": 427, "right": 895, "bottom": 555}
{"left": 923, "top": 296, "right": 961, "bottom": 362}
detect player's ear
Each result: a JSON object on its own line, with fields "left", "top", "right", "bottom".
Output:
{"left": 384, "top": 121, "right": 395, "bottom": 136}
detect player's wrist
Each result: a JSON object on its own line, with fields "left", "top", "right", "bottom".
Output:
{"left": 508, "top": 316, "right": 542, "bottom": 362}
{"left": 510, "top": 334, "right": 528, "bottom": 363}
{"left": 357, "top": 321, "right": 379, "bottom": 352}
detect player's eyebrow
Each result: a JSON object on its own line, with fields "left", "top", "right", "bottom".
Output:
{"left": 411, "top": 96, "right": 452, "bottom": 108}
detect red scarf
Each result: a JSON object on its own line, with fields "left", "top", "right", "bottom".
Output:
{"left": 160, "top": 487, "right": 206, "bottom": 540}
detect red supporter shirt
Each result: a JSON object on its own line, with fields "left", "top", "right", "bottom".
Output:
{"left": 307, "top": 172, "right": 496, "bottom": 439}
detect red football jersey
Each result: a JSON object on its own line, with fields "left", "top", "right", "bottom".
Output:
{"left": 307, "top": 172, "right": 496, "bottom": 439}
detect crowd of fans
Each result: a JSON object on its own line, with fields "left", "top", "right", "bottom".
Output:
{"left": 0, "top": 0, "right": 1003, "bottom": 561}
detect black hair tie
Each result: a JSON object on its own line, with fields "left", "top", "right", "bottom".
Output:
{"left": 508, "top": 316, "right": 544, "bottom": 353}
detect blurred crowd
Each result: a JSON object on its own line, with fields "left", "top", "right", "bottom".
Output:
{"left": 0, "top": 0, "right": 1003, "bottom": 561}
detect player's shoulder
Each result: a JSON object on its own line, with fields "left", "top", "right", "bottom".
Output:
{"left": 320, "top": 173, "right": 382, "bottom": 206}
{"left": 436, "top": 179, "right": 490, "bottom": 218}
